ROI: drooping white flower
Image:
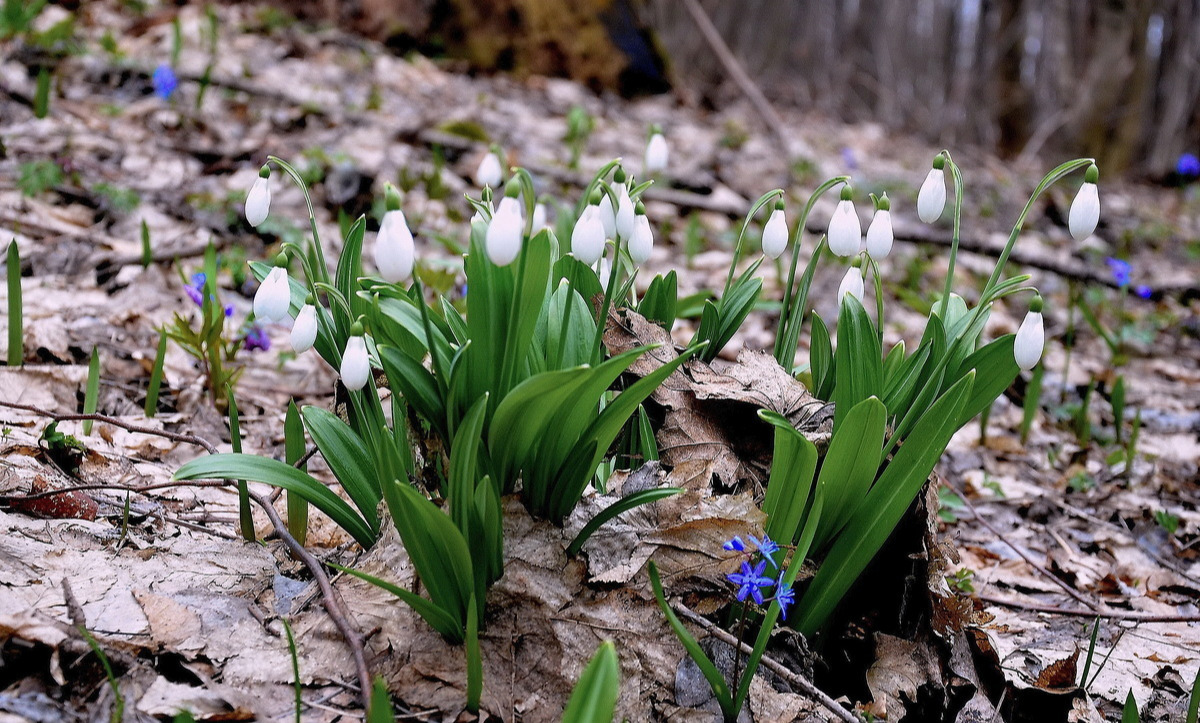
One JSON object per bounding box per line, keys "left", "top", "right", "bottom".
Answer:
{"left": 532, "top": 203, "right": 547, "bottom": 232}
{"left": 340, "top": 335, "right": 370, "bottom": 391}
{"left": 597, "top": 257, "right": 612, "bottom": 288}
{"left": 245, "top": 172, "right": 271, "bottom": 227}
{"left": 615, "top": 185, "right": 636, "bottom": 242}
{"left": 645, "top": 131, "right": 668, "bottom": 174}
{"left": 828, "top": 188, "right": 862, "bottom": 257}
{"left": 1069, "top": 165, "right": 1100, "bottom": 241}
{"left": 290, "top": 304, "right": 318, "bottom": 353}
{"left": 598, "top": 191, "right": 616, "bottom": 239}
{"left": 485, "top": 195, "right": 524, "bottom": 266}
{"left": 917, "top": 157, "right": 947, "bottom": 224}
{"left": 837, "top": 265, "right": 865, "bottom": 305}
{"left": 475, "top": 151, "right": 503, "bottom": 188}
{"left": 571, "top": 205, "right": 606, "bottom": 265}
{"left": 1014, "top": 307, "right": 1045, "bottom": 371}
{"left": 629, "top": 212, "right": 653, "bottom": 265}
{"left": 374, "top": 209, "right": 415, "bottom": 283}
{"left": 470, "top": 201, "right": 493, "bottom": 227}
{"left": 761, "top": 205, "right": 788, "bottom": 260}
{"left": 253, "top": 266, "right": 291, "bottom": 322}
{"left": 866, "top": 194, "right": 894, "bottom": 258}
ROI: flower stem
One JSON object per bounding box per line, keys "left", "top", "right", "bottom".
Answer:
{"left": 937, "top": 151, "right": 964, "bottom": 320}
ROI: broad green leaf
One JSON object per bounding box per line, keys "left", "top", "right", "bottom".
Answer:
{"left": 174, "top": 454, "right": 374, "bottom": 546}
{"left": 809, "top": 313, "right": 833, "bottom": 400}
{"left": 951, "top": 334, "right": 1019, "bottom": 427}
{"left": 639, "top": 271, "right": 678, "bottom": 329}
{"left": 795, "top": 372, "right": 974, "bottom": 634}
{"left": 284, "top": 400, "right": 309, "bottom": 545}
{"left": 553, "top": 255, "right": 605, "bottom": 302}
{"left": 378, "top": 345, "right": 448, "bottom": 444}
{"left": 82, "top": 347, "right": 99, "bottom": 435}
{"left": 832, "top": 294, "right": 882, "bottom": 432}
{"left": 332, "top": 563, "right": 463, "bottom": 641}
{"left": 466, "top": 592, "right": 483, "bottom": 713}
{"left": 567, "top": 487, "right": 682, "bottom": 556}
{"left": 366, "top": 678, "right": 393, "bottom": 723}
{"left": 447, "top": 395, "right": 489, "bottom": 534}
{"left": 336, "top": 215, "right": 367, "bottom": 322}
{"left": 562, "top": 641, "right": 620, "bottom": 723}
{"left": 302, "top": 407, "right": 381, "bottom": 533}
{"left": 812, "top": 396, "right": 885, "bottom": 548}
{"left": 1124, "top": 691, "right": 1139, "bottom": 723}
{"left": 758, "top": 410, "right": 818, "bottom": 545}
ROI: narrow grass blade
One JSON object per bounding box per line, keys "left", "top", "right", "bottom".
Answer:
{"left": 1079, "top": 617, "right": 1100, "bottom": 690}
{"left": 140, "top": 219, "right": 152, "bottom": 267}
{"left": 1187, "top": 665, "right": 1199, "bottom": 723}
{"left": 567, "top": 487, "right": 681, "bottom": 556}
{"left": 225, "top": 386, "right": 255, "bottom": 542}
{"left": 78, "top": 625, "right": 124, "bottom": 723}
{"left": 1123, "top": 690, "right": 1139, "bottom": 723}
{"left": 34, "top": 66, "right": 50, "bottom": 118}
{"left": 82, "top": 347, "right": 100, "bottom": 435}
{"left": 6, "top": 241, "right": 22, "bottom": 366}
{"left": 562, "top": 640, "right": 620, "bottom": 723}
{"left": 284, "top": 400, "right": 308, "bottom": 545}
{"left": 144, "top": 331, "right": 167, "bottom": 417}
{"left": 280, "top": 618, "right": 303, "bottom": 723}
{"left": 331, "top": 563, "right": 464, "bottom": 641}
{"left": 366, "top": 677, "right": 393, "bottom": 723}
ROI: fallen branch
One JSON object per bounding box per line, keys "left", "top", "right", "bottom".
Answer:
{"left": 976, "top": 593, "right": 1200, "bottom": 623}
{"left": 671, "top": 602, "right": 863, "bottom": 723}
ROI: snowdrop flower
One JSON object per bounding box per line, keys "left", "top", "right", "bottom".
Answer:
{"left": 1068, "top": 164, "right": 1100, "bottom": 241}
{"left": 1014, "top": 297, "right": 1044, "bottom": 372}
{"left": 245, "top": 166, "right": 271, "bottom": 227}
{"left": 374, "top": 208, "right": 415, "bottom": 284}
{"left": 571, "top": 203, "right": 606, "bottom": 265}
{"left": 341, "top": 326, "right": 370, "bottom": 391}
{"left": 837, "top": 264, "right": 865, "bottom": 305}
{"left": 532, "top": 202, "right": 547, "bottom": 232}
{"left": 828, "top": 185, "right": 862, "bottom": 258}
{"left": 486, "top": 183, "right": 524, "bottom": 266}
{"left": 290, "top": 303, "right": 318, "bottom": 353}
{"left": 253, "top": 259, "right": 291, "bottom": 322}
{"left": 865, "top": 193, "right": 894, "bottom": 258}
{"left": 597, "top": 257, "right": 612, "bottom": 288}
{"left": 761, "top": 201, "right": 788, "bottom": 260}
{"left": 598, "top": 190, "right": 616, "bottom": 239}
{"left": 476, "top": 147, "right": 503, "bottom": 188}
{"left": 644, "top": 125, "right": 668, "bottom": 174}
{"left": 613, "top": 168, "right": 636, "bottom": 241}
{"left": 917, "top": 154, "right": 947, "bottom": 224}
{"left": 629, "top": 203, "right": 653, "bottom": 265}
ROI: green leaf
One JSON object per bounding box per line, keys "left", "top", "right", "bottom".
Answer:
{"left": 284, "top": 400, "right": 309, "bottom": 545}
{"left": 225, "top": 385, "right": 255, "bottom": 543}
{"left": 758, "top": 410, "right": 818, "bottom": 545}
{"left": 648, "top": 562, "right": 734, "bottom": 717}
{"left": 466, "top": 592, "right": 483, "bottom": 713}
{"left": 301, "top": 407, "right": 381, "bottom": 533}
{"left": 335, "top": 216, "right": 367, "bottom": 323}
{"left": 795, "top": 372, "right": 974, "bottom": 634}
{"left": 809, "top": 313, "right": 833, "bottom": 400}
{"left": 811, "top": 396, "right": 885, "bottom": 548}
{"left": 143, "top": 332, "right": 167, "bottom": 417}
{"left": 832, "top": 294, "right": 882, "bottom": 432}
{"left": 562, "top": 641, "right": 621, "bottom": 723}
{"left": 638, "top": 271, "right": 678, "bottom": 329}
{"left": 174, "top": 454, "right": 375, "bottom": 546}
{"left": 567, "top": 487, "right": 681, "bottom": 556}
{"left": 447, "top": 394, "right": 489, "bottom": 534}
{"left": 377, "top": 345, "right": 448, "bottom": 445}
{"left": 951, "top": 334, "right": 1019, "bottom": 427}
{"left": 1123, "top": 690, "right": 1139, "bottom": 723}
{"left": 82, "top": 347, "right": 100, "bottom": 435}
{"left": 553, "top": 255, "right": 604, "bottom": 302}
{"left": 365, "top": 676, "right": 393, "bottom": 723}
{"left": 1187, "top": 665, "right": 1199, "bottom": 723}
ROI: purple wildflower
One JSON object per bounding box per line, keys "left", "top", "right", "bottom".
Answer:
{"left": 723, "top": 536, "right": 746, "bottom": 552}
{"left": 1106, "top": 257, "right": 1132, "bottom": 287}
{"left": 1134, "top": 285, "right": 1152, "bottom": 299}
{"left": 727, "top": 560, "right": 773, "bottom": 606}
{"left": 152, "top": 64, "right": 178, "bottom": 100}
{"left": 184, "top": 272, "right": 206, "bottom": 305}
{"left": 748, "top": 534, "right": 781, "bottom": 568}
{"left": 774, "top": 579, "right": 795, "bottom": 620}
{"left": 243, "top": 324, "right": 270, "bottom": 352}
{"left": 1177, "top": 153, "right": 1200, "bottom": 178}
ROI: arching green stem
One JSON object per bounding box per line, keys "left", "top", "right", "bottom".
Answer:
{"left": 589, "top": 237, "right": 625, "bottom": 365}
{"left": 267, "top": 156, "right": 331, "bottom": 286}
{"left": 723, "top": 189, "right": 784, "bottom": 295}
{"left": 937, "top": 151, "right": 964, "bottom": 319}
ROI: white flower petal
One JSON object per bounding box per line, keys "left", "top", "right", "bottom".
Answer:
{"left": 532, "top": 203, "right": 547, "bottom": 232}
{"left": 340, "top": 336, "right": 370, "bottom": 391}
{"left": 645, "top": 133, "right": 668, "bottom": 173}
{"left": 865, "top": 209, "right": 893, "bottom": 258}
{"left": 245, "top": 176, "right": 271, "bottom": 227}
{"left": 837, "top": 267, "right": 865, "bottom": 305}
{"left": 615, "top": 186, "right": 636, "bottom": 241}
{"left": 917, "top": 168, "right": 946, "bottom": 224}
{"left": 629, "top": 214, "right": 653, "bottom": 265}
{"left": 254, "top": 267, "right": 291, "bottom": 322}
{"left": 1014, "top": 311, "right": 1044, "bottom": 371}
{"left": 1068, "top": 182, "right": 1100, "bottom": 241}
{"left": 475, "top": 152, "right": 502, "bottom": 188}
{"left": 374, "top": 210, "right": 415, "bottom": 283}
{"left": 828, "top": 200, "right": 862, "bottom": 257}
{"left": 290, "top": 304, "right": 318, "bottom": 353}
{"left": 571, "top": 206, "right": 606, "bottom": 265}
{"left": 598, "top": 193, "right": 616, "bottom": 239}
{"left": 485, "top": 197, "right": 523, "bottom": 266}
{"left": 761, "top": 208, "right": 788, "bottom": 259}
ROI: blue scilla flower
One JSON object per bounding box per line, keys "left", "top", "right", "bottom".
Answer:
{"left": 185, "top": 272, "right": 233, "bottom": 316}
{"left": 723, "top": 536, "right": 745, "bottom": 552}
{"left": 774, "top": 579, "right": 795, "bottom": 620}
{"left": 1106, "top": 257, "right": 1132, "bottom": 287}
{"left": 1177, "top": 153, "right": 1200, "bottom": 178}
{"left": 243, "top": 323, "right": 270, "bottom": 352}
{"left": 727, "top": 560, "right": 773, "bottom": 606}
{"left": 1134, "top": 285, "right": 1152, "bottom": 299}
{"left": 153, "top": 64, "right": 178, "bottom": 100}
{"left": 748, "top": 534, "right": 780, "bottom": 568}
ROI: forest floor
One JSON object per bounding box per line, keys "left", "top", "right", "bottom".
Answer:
{"left": 1, "top": 2, "right": 1199, "bottom": 722}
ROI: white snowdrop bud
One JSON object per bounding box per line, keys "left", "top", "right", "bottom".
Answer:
{"left": 615, "top": 187, "right": 635, "bottom": 243}
{"left": 629, "top": 207, "right": 653, "bottom": 265}
{"left": 476, "top": 149, "right": 503, "bottom": 188}
{"left": 645, "top": 129, "right": 668, "bottom": 174}
{"left": 917, "top": 155, "right": 947, "bottom": 224}
{"left": 571, "top": 204, "right": 606, "bottom": 265}
{"left": 761, "top": 203, "right": 788, "bottom": 260}
{"left": 1068, "top": 165, "right": 1100, "bottom": 241}
{"left": 374, "top": 209, "right": 415, "bottom": 283}
{"left": 485, "top": 194, "right": 524, "bottom": 267}
{"left": 865, "top": 194, "right": 894, "bottom": 258}
{"left": 598, "top": 190, "right": 616, "bottom": 239}
{"left": 290, "top": 304, "right": 318, "bottom": 353}
{"left": 828, "top": 186, "right": 862, "bottom": 258}
{"left": 245, "top": 167, "right": 271, "bottom": 227}
{"left": 597, "top": 257, "right": 612, "bottom": 288}
{"left": 532, "top": 203, "right": 547, "bottom": 232}
{"left": 1014, "top": 298, "right": 1045, "bottom": 371}
{"left": 340, "top": 332, "right": 370, "bottom": 391}
{"left": 253, "top": 264, "right": 291, "bottom": 322}
{"left": 837, "top": 265, "right": 865, "bottom": 305}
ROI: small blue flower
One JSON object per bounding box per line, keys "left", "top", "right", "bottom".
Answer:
{"left": 1106, "top": 257, "right": 1132, "bottom": 287}
{"left": 152, "top": 64, "right": 178, "bottom": 100}
{"left": 243, "top": 324, "right": 270, "bottom": 352}
{"left": 773, "top": 579, "right": 795, "bottom": 620}
{"left": 748, "top": 534, "right": 780, "bottom": 568}
{"left": 1134, "top": 285, "right": 1152, "bottom": 299}
{"left": 840, "top": 146, "right": 858, "bottom": 171}
{"left": 1177, "top": 153, "right": 1200, "bottom": 178}
{"left": 723, "top": 536, "right": 745, "bottom": 552}
{"left": 184, "top": 272, "right": 206, "bottom": 306}
{"left": 726, "top": 560, "right": 773, "bottom": 606}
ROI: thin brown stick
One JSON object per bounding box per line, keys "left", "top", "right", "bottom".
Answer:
{"left": 976, "top": 593, "right": 1200, "bottom": 623}
{"left": 945, "top": 478, "right": 1100, "bottom": 611}
{"left": 671, "top": 603, "right": 863, "bottom": 723}
{"left": 0, "top": 399, "right": 373, "bottom": 709}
